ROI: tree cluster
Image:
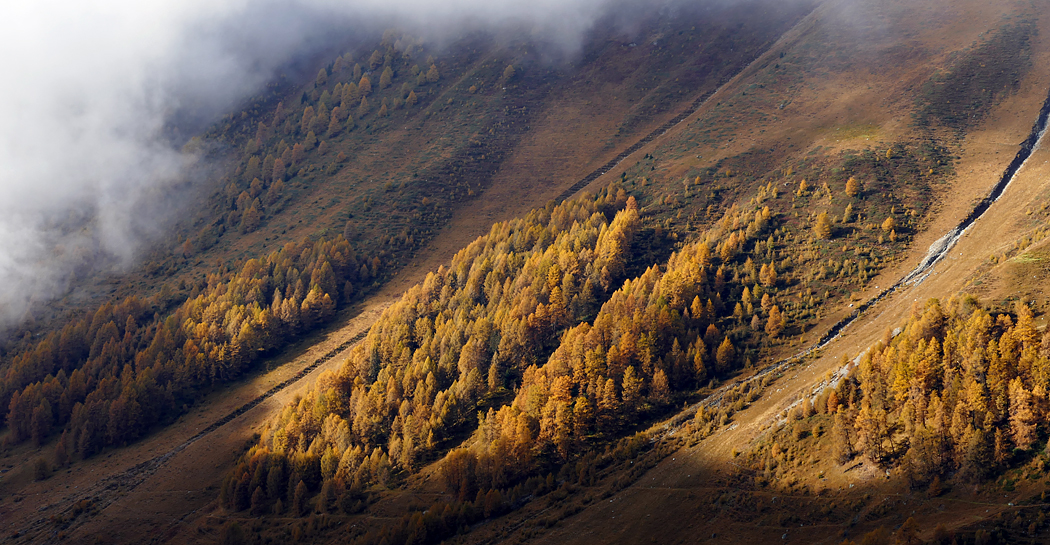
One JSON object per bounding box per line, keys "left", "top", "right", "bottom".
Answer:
{"left": 5, "top": 235, "right": 375, "bottom": 461}
{"left": 192, "top": 34, "right": 442, "bottom": 256}
{"left": 226, "top": 183, "right": 796, "bottom": 515}
{"left": 825, "top": 298, "right": 1050, "bottom": 484}
{"left": 223, "top": 187, "right": 638, "bottom": 513}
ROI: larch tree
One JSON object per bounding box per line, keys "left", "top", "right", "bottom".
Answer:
{"left": 272, "top": 101, "right": 286, "bottom": 124}
{"left": 759, "top": 263, "right": 777, "bottom": 287}
{"left": 765, "top": 305, "right": 784, "bottom": 338}
{"left": 368, "top": 49, "right": 383, "bottom": 70}
{"left": 693, "top": 339, "right": 708, "bottom": 383}
{"left": 813, "top": 211, "right": 832, "bottom": 239}
{"left": 266, "top": 180, "right": 284, "bottom": 205}
{"left": 244, "top": 155, "right": 260, "bottom": 182}
{"left": 715, "top": 336, "right": 735, "bottom": 373}
{"left": 311, "top": 104, "right": 328, "bottom": 134}
{"left": 241, "top": 202, "right": 262, "bottom": 233}
{"left": 621, "top": 366, "right": 642, "bottom": 414}
{"left": 292, "top": 480, "right": 308, "bottom": 516}
{"left": 300, "top": 106, "right": 315, "bottom": 134}
{"left": 426, "top": 64, "right": 440, "bottom": 83}
{"left": 279, "top": 144, "right": 292, "bottom": 167}
{"left": 329, "top": 106, "right": 342, "bottom": 129}
{"left": 651, "top": 369, "right": 670, "bottom": 405}
{"left": 272, "top": 157, "right": 285, "bottom": 181}
{"left": 341, "top": 82, "right": 358, "bottom": 107}
{"left": 845, "top": 176, "right": 859, "bottom": 197}
{"left": 1008, "top": 377, "right": 1037, "bottom": 450}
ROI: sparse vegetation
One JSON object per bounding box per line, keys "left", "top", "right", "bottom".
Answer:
{"left": 8, "top": 3, "right": 1050, "bottom": 545}
{"left": 916, "top": 21, "right": 1036, "bottom": 133}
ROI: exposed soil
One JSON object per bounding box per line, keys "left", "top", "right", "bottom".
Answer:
{"left": 520, "top": 1, "right": 1050, "bottom": 543}
{"left": 6, "top": 1, "right": 1050, "bottom": 544}
{"left": 0, "top": 7, "right": 810, "bottom": 543}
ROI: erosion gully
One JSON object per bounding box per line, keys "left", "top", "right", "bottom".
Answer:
{"left": 691, "top": 86, "right": 1050, "bottom": 418}
{"left": 12, "top": 42, "right": 781, "bottom": 543}
{"left": 18, "top": 53, "right": 1050, "bottom": 545}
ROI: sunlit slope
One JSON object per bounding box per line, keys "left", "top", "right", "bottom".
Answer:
{"left": 0, "top": 2, "right": 819, "bottom": 544}
{"left": 517, "top": 0, "right": 1050, "bottom": 543}
{"left": 196, "top": 1, "right": 1042, "bottom": 544}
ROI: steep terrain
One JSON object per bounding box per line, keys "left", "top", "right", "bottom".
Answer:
{"left": 1, "top": 1, "right": 817, "bottom": 542}
{"left": 5, "top": 0, "right": 1050, "bottom": 544}
{"left": 498, "top": 1, "right": 1050, "bottom": 544}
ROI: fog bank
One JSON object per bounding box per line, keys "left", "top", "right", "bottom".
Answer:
{"left": 0, "top": 0, "right": 626, "bottom": 329}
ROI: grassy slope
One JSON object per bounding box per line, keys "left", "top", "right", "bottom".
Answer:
{"left": 516, "top": 1, "right": 1050, "bottom": 544}
{"left": 169, "top": 1, "right": 1049, "bottom": 544}
{"left": 0, "top": 1, "right": 816, "bottom": 542}
{"left": 9, "top": 0, "right": 1050, "bottom": 543}
{"left": 15, "top": 0, "right": 811, "bottom": 342}
{"left": 0, "top": 0, "right": 809, "bottom": 451}
{"left": 176, "top": 1, "right": 1050, "bottom": 543}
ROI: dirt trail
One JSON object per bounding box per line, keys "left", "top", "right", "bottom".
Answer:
{"left": 1, "top": 34, "right": 793, "bottom": 543}
{"left": 677, "top": 81, "right": 1050, "bottom": 462}
{"left": 532, "top": 25, "right": 1050, "bottom": 545}
{"left": 532, "top": 109, "right": 1050, "bottom": 540}
{"left": 3, "top": 300, "right": 391, "bottom": 544}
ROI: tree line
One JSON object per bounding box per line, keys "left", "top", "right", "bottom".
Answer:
{"left": 748, "top": 296, "right": 1050, "bottom": 488}
{"left": 827, "top": 297, "right": 1050, "bottom": 484}
{"left": 189, "top": 33, "right": 444, "bottom": 257}
{"left": 4, "top": 235, "right": 379, "bottom": 463}
{"left": 223, "top": 181, "right": 799, "bottom": 518}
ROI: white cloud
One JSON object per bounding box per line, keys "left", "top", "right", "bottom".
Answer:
{"left": 0, "top": 0, "right": 620, "bottom": 327}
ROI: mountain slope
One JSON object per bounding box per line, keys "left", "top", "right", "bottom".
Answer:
{"left": 6, "top": 0, "right": 1050, "bottom": 544}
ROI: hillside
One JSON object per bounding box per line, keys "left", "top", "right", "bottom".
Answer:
{"left": 0, "top": 0, "right": 812, "bottom": 460}
{"left": 4, "top": 0, "right": 1050, "bottom": 544}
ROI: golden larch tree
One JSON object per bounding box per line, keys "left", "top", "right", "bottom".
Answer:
{"left": 813, "top": 211, "right": 832, "bottom": 239}
{"left": 845, "top": 176, "right": 860, "bottom": 197}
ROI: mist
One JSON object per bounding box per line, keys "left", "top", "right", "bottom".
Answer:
{"left": 0, "top": 0, "right": 626, "bottom": 330}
